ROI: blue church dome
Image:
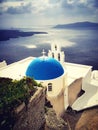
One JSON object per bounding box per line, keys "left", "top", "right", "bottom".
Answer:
{"left": 26, "top": 57, "right": 64, "bottom": 80}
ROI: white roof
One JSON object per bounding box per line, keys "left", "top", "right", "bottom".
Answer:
{"left": 0, "top": 57, "right": 92, "bottom": 82}
{"left": 72, "top": 82, "right": 98, "bottom": 111}
{"left": 0, "top": 57, "right": 35, "bottom": 80}
{"left": 64, "top": 62, "right": 92, "bottom": 86}
{"left": 0, "top": 56, "right": 98, "bottom": 111}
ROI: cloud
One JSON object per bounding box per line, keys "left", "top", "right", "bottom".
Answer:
{"left": 0, "top": 0, "right": 98, "bottom": 27}
{"left": 0, "top": 2, "right": 37, "bottom": 14}
{"left": 6, "top": 3, "right": 34, "bottom": 14}
{"left": 0, "top": 0, "right": 97, "bottom": 16}
{"left": 95, "top": 0, "right": 98, "bottom": 7}
{"left": 0, "top": 0, "right": 60, "bottom": 17}
{"left": 0, "top": 0, "right": 24, "bottom": 3}
{"left": 61, "top": 0, "right": 98, "bottom": 9}
{"left": 61, "top": 0, "right": 74, "bottom": 8}
{"left": 86, "top": 0, "right": 98, "bottom": 8}
{"left": 0, "top": 0, "right": 6, "bottom": 3}
{"left": 49, "top": 0, "right": 60, "bottom": 4}
{"left": 60, "top": 0, "right": 98, "bottom": 17}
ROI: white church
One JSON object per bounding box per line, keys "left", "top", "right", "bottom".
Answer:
{"left": 0, "top": 44, "right": 98, "bottom": 113}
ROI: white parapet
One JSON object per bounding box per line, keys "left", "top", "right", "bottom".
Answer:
{"left": 92, "top": 70, "right": 98, "bottom": 80}
{"left": 0, "top": 60, "right": 7, "bottom": 68}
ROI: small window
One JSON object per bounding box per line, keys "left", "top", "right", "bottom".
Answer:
{"left": 48, "top": 83, "right": 52, "bottom": 91}
{"left": 52, "top": 53, "right": 54, "bottom": 58}
{"left": 55, "top": 45, "right": 57, "bottom": 51}
{"left": 58, "top": 53, "right": 60, "bottom": 61}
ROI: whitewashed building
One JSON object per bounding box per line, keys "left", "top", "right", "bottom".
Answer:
{"left": 0, "top": 43, "right": 98, "bottom": 111}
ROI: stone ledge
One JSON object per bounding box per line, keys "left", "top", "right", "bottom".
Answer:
{"left": 14, "top": 87, "right": 43, "bottom": 114}
{"left": 13, "top": 87, "right": 45, "bottom": 130}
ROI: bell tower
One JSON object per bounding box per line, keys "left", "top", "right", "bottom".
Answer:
{"left": 48, "top": 43, "right": 65, "bottom": 64}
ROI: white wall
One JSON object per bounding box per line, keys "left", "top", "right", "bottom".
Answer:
{"left": 36, "top": 72, "right": 67, "bottom": 97}
{"left": 82, "top": 68, "right": 92, "bottom": 90}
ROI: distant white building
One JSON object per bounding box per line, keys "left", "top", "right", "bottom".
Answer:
{"left": 0, "top": 43, "right": 98, "bottom": 111}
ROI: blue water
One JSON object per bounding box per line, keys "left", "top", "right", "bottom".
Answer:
{"left": 0, "top": 27, "right": 98, "bottom": 70}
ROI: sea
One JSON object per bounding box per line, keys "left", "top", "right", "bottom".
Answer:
{"left": 0, "top": 26, "right": 98, "bottom": 70}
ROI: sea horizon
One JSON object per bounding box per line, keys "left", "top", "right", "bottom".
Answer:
{"left": 0, "top": 26, "right": 98, "bottom": 70}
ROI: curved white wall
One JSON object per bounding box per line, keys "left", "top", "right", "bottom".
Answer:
{"left": 36, "top": 72, "right": 67, "bottom": 97}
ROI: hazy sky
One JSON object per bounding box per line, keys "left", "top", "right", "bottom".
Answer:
{"left": 0, "top": 0, "right": 98, "bottom": 28}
